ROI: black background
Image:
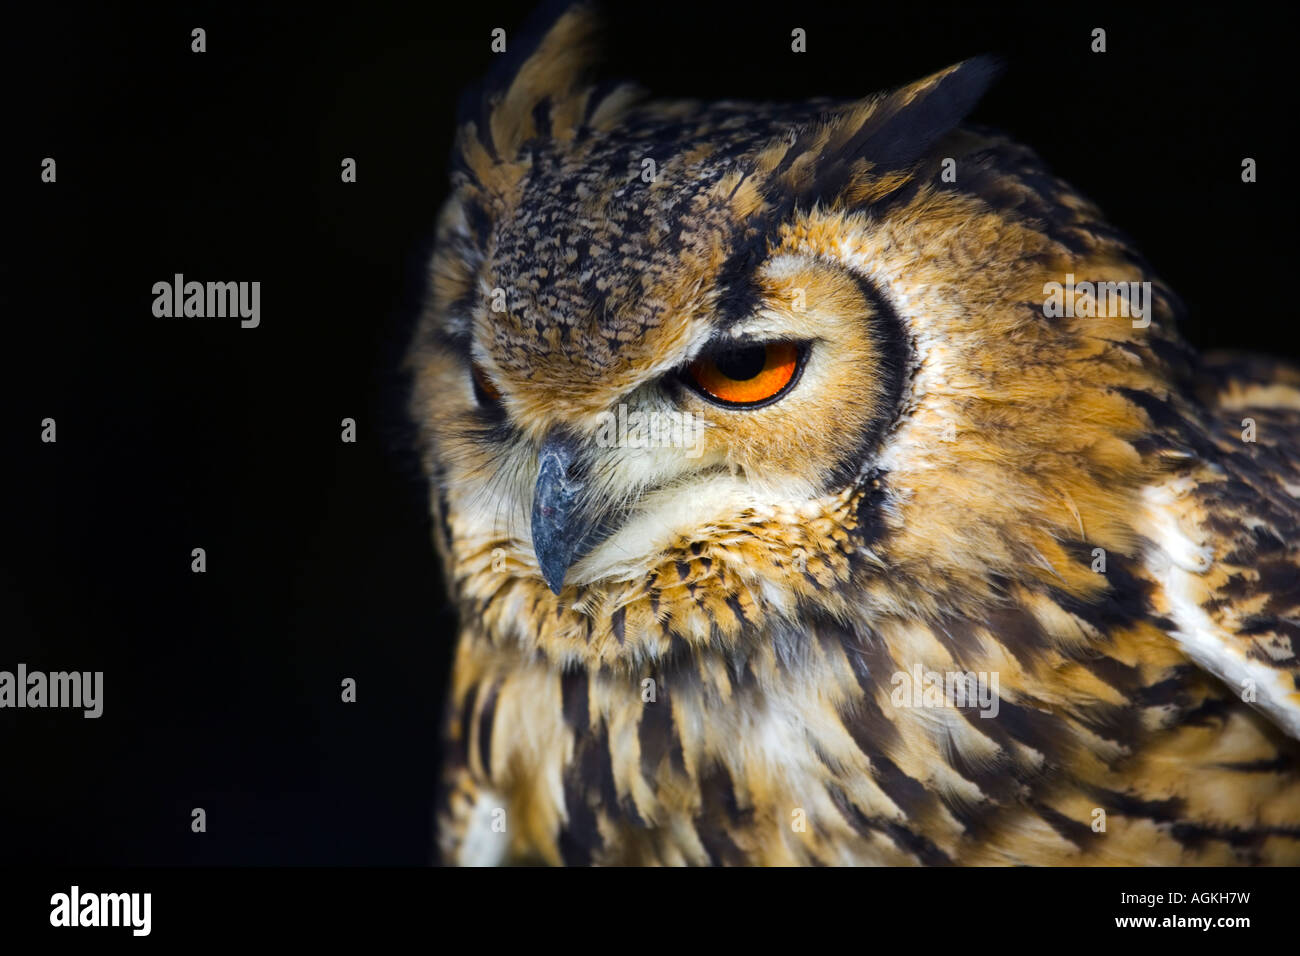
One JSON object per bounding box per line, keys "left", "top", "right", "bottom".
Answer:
{"left": 4, "top": 1, "right": 1294, "bottom": 865}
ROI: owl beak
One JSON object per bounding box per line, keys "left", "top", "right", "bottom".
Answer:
{"left": 530, "top": 431, "right": 587, "bottom": 594}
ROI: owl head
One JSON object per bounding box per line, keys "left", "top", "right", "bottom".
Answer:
{"left": 408, "top": 2, "right": 1183, "bottom": 671}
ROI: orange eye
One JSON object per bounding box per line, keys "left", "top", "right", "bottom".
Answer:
{"left": 471, "top": 362, "right": 501, "bottom": 404}
{"left": 685, "top": 341, "right": 803, "bottom": 406}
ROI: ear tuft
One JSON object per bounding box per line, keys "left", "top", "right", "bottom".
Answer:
{"left": 858, "top": 55, "right": 1002, "bottom": 171}
{"left": 459, "top": 1, "right": 604, "bottom": 165}
{"left": 765, "top": 55, "right": 1002, "bottom": 210}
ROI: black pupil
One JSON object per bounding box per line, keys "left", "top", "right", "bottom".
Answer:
{"left": 713, "top": 345, "right": 768, "bottom": 381}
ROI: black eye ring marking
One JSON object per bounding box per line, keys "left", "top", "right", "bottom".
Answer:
{"left": 471, "top": 362, "right": 503, "bottom": 409}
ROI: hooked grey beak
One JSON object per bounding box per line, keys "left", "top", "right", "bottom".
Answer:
{"left": 530, "top": 431, "right": 588, "bottom": 594}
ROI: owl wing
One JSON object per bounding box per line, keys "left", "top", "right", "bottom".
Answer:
{"left": 1140, "top": 353, "right": 1300, "bottom": 739}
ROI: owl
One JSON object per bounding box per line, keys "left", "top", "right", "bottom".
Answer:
{"left": 406, "top": 3, "right": 1300, "bottom": 865}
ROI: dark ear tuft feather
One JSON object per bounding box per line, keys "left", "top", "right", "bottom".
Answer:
{"left": 455, "top": 1, "right": 603, "bottom": 165}
{"left": 856, "top": 55, "right": 1002, "bottom": 172}
{"left": 769, "top": 56, "right": 1002, "bottom": 210}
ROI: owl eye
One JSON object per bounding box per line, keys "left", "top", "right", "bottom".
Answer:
{"left": 683, "top": 341, "right": 805, "bottom": 407}
{"left": 471, "top": 362, "right": 502, "bottom": 406}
